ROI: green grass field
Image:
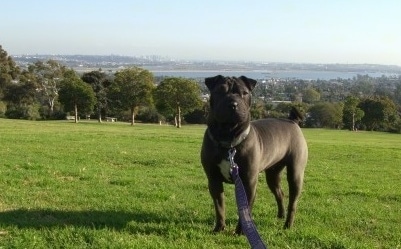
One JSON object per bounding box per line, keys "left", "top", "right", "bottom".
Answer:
{"left": 0, "top": 118, "right": 400, "bottom": 248}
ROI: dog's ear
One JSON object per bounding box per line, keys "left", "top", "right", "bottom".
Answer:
{"left": 205, "top": 75, "right": 225, "bottom": 91}
{"left": 239, "top": 76, "right": 257, "bottom": 91}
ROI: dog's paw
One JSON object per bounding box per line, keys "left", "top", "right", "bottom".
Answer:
{"left": 212, "top": 225, "right": 226, "bottom": 233}
{"left": 234, "top": 223, "right": 244, "bottom": 235}
{"left": 283, "top": 220, "right": 293, "bottom": 229}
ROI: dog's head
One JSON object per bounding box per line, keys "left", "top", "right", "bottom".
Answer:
{"left": 205, "top": 75, "right": 257, "bottom": 141}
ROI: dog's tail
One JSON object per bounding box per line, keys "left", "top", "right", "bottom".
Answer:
{"left": 288, "top": 106, "right": 304, "bottom": 125}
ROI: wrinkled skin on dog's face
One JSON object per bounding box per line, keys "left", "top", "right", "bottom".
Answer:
{"left": 205, "top": 75, "right": 256, "bottom": 141}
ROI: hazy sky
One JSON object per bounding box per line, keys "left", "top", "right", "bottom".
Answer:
{"left": 1, "top": 0, "right": 401, "bottom": 65}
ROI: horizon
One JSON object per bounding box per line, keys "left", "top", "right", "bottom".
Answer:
{"left": 11, "top": 53, "right": 401, "bottom": 68}
{"left": 2, "top": 1, "right": 401, "bottom": 66}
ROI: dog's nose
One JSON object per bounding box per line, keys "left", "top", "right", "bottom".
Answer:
{"left": 230, "top": 101, "right": 238, "bottom": 110}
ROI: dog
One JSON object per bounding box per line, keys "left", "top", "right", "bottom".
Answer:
{"left": 201, "top": 75, "right": 308, "bottom": 234}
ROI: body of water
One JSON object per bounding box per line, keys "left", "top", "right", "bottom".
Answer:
{"left": 151, "top": 70, "right": 399, "bottom": 81}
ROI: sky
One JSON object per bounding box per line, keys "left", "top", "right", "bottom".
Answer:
{"left": 1, "top": 0, "right": 401, "bottom": 66}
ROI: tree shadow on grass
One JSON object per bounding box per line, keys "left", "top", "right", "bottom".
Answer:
{"left": 0, "top": 208, "right": 208, "bottom": 234}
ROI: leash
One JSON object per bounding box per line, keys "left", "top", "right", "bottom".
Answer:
{"left": 228, "top": 148, "right": 267, "bottom": 249}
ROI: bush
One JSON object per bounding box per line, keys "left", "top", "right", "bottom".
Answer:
{"left": 5, "top": 104, "right": 40, "bottom": 120}
{"left": 184, "top": 109, "right": 206, "bottom": 124}
{"left": 388, "top": 119, "right": 401, "bottom": 133}
{"left": 0, "top": 101, "right": 6, "bottom": 118}
{"left": 136, "top": 106, "right": 164, "bottom": 123}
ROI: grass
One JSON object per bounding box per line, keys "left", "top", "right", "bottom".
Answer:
{"left": 0, "top": 118, "right": 400, "bottom": 248}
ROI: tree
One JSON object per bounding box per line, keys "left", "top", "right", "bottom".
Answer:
{"left": 28, "top": 60, "right": 66, "bottom": 117}
{"left": 58, "top": 70, "right": 96, "bottom": 123}
{"left": 155, "top": 77, "right": 202, "bottom": 128}
{"left": 3, "top": 81, "right": 39, "bottom": 120}
{"left": 250, "top": 99, "right": 268, "bottom": 119}
{"left": 358, "top": 96, "right": 399, "bottom": 131}
{"left": 343, "top": 96, "right": 364, "bottom": 131}
{"left": 0, "top": 45, "right": 20, "bottom": 98}
{"left": 306, "top": 102, "right": 343, "bottom": 128}
{"left": 81, "top": 70, "right": 110, "bottom": 122}
{"left": 302, "top": 87, "right": 320, "bottom": 103}
{"left": 394, "top": 82, "right": 401, "bottom": 106}
{"left": 110, "top": 67, "right": 154, "bottom": 125}
{"left": 351, "top": 74, "right": 375, "bottom": 97}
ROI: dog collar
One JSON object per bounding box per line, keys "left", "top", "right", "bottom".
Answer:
{"left": 208, "top": 125, "right": 251, "bottom": 148}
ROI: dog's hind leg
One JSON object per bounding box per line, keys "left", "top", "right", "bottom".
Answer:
{"left": 284, "top": 161, "right": 306, "bottom": 229}
{"left": 265, "top": 165, "right": 286, "bottom": 219}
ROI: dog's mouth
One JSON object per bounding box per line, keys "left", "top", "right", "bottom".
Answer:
{"left": 214, "top": 108, "right": 247, "bottom": 124}
{"left": 220, "top": 122, "right": 238, "bottom": 131}
{"left": 211, "top": 121, "right": 247, "bottom": 142}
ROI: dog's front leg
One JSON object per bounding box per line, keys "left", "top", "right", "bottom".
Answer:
{"left": 208, "top": 180, "right": 226, "bottom": 232}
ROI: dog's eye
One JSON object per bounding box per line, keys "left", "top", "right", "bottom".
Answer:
{"left": 241, "top": 91, "right": 249, "bottom": 97}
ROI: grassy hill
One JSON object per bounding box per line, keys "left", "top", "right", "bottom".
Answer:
{"left": 0, "top": 119, "right": 400, "bottom": 248}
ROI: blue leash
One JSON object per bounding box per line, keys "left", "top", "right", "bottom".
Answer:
{"left": 229, "top": 148, "right": 267, "bottom": 249}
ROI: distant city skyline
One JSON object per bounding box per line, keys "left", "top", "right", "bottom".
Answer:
{"left": 2, "top": 0, "right": 401, "bottom": 66}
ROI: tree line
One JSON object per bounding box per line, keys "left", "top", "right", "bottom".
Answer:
{"left": 250, "top": 74, "right": 401, "bottom": 132}
{"left": 1, "top": 45, "right": 401, "bottom": 132}
{"left": 0, "top": 46, "right": 203, "bottom": 127}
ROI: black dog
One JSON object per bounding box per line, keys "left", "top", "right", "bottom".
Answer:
{"left": 201, "top": 75, "right": 308, "bottom": 233}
